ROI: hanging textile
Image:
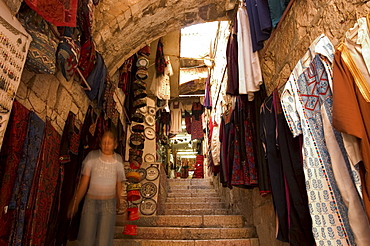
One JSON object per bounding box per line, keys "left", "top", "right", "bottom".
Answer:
{"left": 237, "top": 5, "right": 263, "bottom": 101}
{"left": 203, "top": 75, "right": 212, "bottom": 109}
{"left": 244, "top": 0, "right": 272, "bottom": 52}
{"left": 267, "top": 0, "right": 289, "bottom": 28}
{"left": 0, "top": 1, "right": 32, "bottom": 150}
{"left": 333, "top": 48, "right": 370, "bottom": 224}
{"left": 46, "top": 112, "right": 81, "bottom": 245}
{"left": 191, "top": 102, "right": 204, "bottom": 140}
{"left": 8, "top": 112, "right": 45, "bottom": 246}
{"left": 23, "top": 120, "right": 61, "bottom": 245}
{"left": 0, "top": 101, "right": 30, "bottom": 245}
{"left": 155, "top": 38, "right": 166, "bottom": 77}
{"left": 169, "top": 101, "right": 183, "bottom": 135}
{"left": 118, "top": 55, "right": 134, "bottom": 94}
{"left": 226, "top": 16, "right": 239, "bottom": 95}
{"left": 260, "top": 95, "right": 289, "bottom": 242}
{"left": 24, "top": 0, "right": 77, "bottom": 27}
{"left": 280, "top": 35, "right": 360, "bottom": 245}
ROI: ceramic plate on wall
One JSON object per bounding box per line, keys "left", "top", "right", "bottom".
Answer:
{"left": 140, "top": 182, "right": 157, "bottom": 199}
{"left": 139, "top": 198, "right": 157, "bottom": 215}
{"left": 144, "top": 127, "right": 155, "bottom": 140}
{"left": 145, "top": 165, "right": 159, "bottom": 181}
{"left": 144, "top": 153, "right": 155, "bottom": 162}
{"left": 145, "top": 114, "right": 155, "bottom": 126}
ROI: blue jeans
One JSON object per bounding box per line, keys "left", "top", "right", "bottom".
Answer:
{"left": 78, "top": 197, "right": 116, "bottom": 246}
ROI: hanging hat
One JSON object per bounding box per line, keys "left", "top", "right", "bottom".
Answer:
{"left": 135, "top": 67, "right": 148, "bottom": 80}
{"left": 132, "top": 80, "right": 147, "bottom": 90}
{"left": 136, "top": 56, "right": 149, "bottom": 68}
{"left": 127, "top": 190, "right": 141, "bottom": 202}
{"left": 131, "top": 112, "right": 144, "bottom": 123}
{"left": 127, "top": 183, "right": 142, "bottom": 191}
{"left": 127, "top": 207, "right": 140, "bottom": 221}
{"left": 133, "top": 89, "right": 147, "bottom": 99}
{"left": 123, "top": 224, "right": 137, "bottom": 235}
{"left": 126, "top": 171, "right": 141, "bottom": 183}
{"left": 133, "top": 98, "right": 147, "bottom": 109}
{"left": 138, "top": 45, "right": 150, "bottom": 57}
{"left": 132, "top": 124, "right": 144, "bottom": 133}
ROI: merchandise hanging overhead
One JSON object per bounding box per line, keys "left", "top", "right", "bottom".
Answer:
{"left": 0, "top": 0, "right": 32, "bottom": 150}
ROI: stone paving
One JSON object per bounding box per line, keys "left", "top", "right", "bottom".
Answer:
{"left": 114, "top": 178, "right": 259, "bottom": 246}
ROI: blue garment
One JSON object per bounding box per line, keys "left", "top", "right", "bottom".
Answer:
{"left": 9, "top": 112, "right": 45, "bottom": 246}
{"left": 78, "top": 197, "right": 116, "bottom": 246}
{"left": 85, "top": 52, "right": 107, "bottom": 108}
{"left": 267, "top": 0, "right": 289, "bottom": 28}
{"left": 244, "top": 0, "right": 272, "bottom": 52}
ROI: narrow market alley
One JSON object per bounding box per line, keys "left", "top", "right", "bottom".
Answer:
{"left": 0, "top": 0, "right": 370, "bottom": 246}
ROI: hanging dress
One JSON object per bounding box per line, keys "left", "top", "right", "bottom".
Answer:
{"left": 281, "top": 35, "right": 356, "bottom": 245}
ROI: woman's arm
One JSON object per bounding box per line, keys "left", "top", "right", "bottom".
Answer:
{"left": 116, "top": 181, "right": 122, "bottom": 210}
{"left": 67, "top": 175, "right": 90, "bottom": 219}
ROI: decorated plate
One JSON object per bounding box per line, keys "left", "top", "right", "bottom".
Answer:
{"left": 145, "top": 114, "right": 155, "bottom": 126}
{"left": 144, "top": 127, "right": 155, "bottom": 140}
{"left": 146, "top": 165, "right": 159, "bottom": 181}
{"left": 144, "top": 153, "right": 155, "bottom": 162}
{"left": 139, "top": 198, "right": 157, "bottom": 215}
{"left": 148, "top": 106, "right": 156, "bottom": 115}
{"left": 137, "top": 168, "right": 147, "bottom": 181}
{"left": 140, "top": 182, "right": 157, "bottom": 198}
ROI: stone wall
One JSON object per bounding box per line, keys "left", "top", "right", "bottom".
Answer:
{"left": 16, "top": 70, "right": 91, "bottom": 135}
{"left": 261, "top": 0, "right": 370, "bottom": 95}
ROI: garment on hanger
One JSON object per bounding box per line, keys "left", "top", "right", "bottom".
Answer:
{"left": 191, "top": 102, "right": 204, "bottom": 140}
{"left": 169, "top": 101, "right": 183, "bottom": 134}
{"left": 24, "top": 120, "right": 61, "bottom": 245}
{"left": 281, "top": 35, "right": 360, "bottom": 245}
{"left": 237, "top": 5, "right": 263, "bottom": 101}
{"left": 333, "top": 48, "right": 370, "bottom": 226}
{"left": 0, "top": 101, "right": 30, "bottom": 245}
{"left": 244, "top": 0, "right": 272, "bottom": 52}
{"left": 260, "top": 94, "right": 289, "bottom": 242}
{"left": 8, "top": 112, "right": 45, "bottom": 246}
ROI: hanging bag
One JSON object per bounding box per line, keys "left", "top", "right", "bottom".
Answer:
{"left": 18, "top": 7, "right": 59, "bottom": 74}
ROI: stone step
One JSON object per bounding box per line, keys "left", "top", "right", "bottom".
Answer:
{"left": 116, "top": 215, "right": 244, "bottom": 228}
{"left": 168, "top": 179, "right": 213, "bottom": 186}
{"left": 115, "top": 226, "right": 256, "bottom": 240}
{"left": 167, "top": 192, "right": 219, "bottom": 198}
{"left": 165, "top": 202, "right": 225, "bottom": 210}
{"left": 166, "top": 197, "right": 221, "bottom": 203}
{"left": 163, "top": 208, "right": 228, "bottom": 215}
{"left": 169, "top": 185, "right": 215, "bottom": 190}
{"left": 168, "top": 188, "right": 217, "bottom": 193}
{"left": 114, "top": 238, "right": 259, "bottom": 246}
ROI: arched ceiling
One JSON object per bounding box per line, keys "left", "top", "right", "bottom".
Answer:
{"left": 92, "top": 0, "right": 237, "bottom": 75}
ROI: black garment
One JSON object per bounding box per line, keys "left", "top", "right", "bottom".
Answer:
{"left": 274, "top": 90, "right": 315, "bottom": 246}
{"left": 260, "top": 95, "right": 289, "bottom": 242}
{"left": 54, "top": 112, "right": 83, "bottom": 246}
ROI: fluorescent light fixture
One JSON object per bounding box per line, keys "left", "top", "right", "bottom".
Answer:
{"left": 180, "top": 155, "right": 197, "bottom": 158}
{"left": 179, "top": 94, "right": 205, "bottom": 97}
{"left": 177, "top": 151, "right": 198, "bottom": 155}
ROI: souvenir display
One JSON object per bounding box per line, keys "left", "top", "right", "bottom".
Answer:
{"left": 140, "top": 182, "right": 157, "bottom": 199}
{"left": 145, "top": 114, "right": 155, "bottom": 126}
{"left": 144, "top": 153, "right": 155, "bottom": 162}
{"left": 0, "top": 4, "right": 32, "bottom": 149}
{"left": 139, "top": 105, "right": 147, "bottom": 113}
{"left": 148, "top": 106, "right": 156, "bottom": 115}
{"left": 145, "top": 165, "right": 159, "bottom": 181}
{"left": 144, "top": 127, "right": 155, "bottom": 140}
{"left": 137, "top": 168, "right": 147, "bottom": 181}
{"left": 139, "top": 198, "right": 157, "bottom": 215}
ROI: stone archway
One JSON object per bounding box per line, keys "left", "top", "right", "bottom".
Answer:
{"left": 92, "top": 0, "right": 237, "bottom": 75}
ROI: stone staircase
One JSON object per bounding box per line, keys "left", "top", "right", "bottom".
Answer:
{"left": 114, "top": 178, "right": 258, "bottom": 246}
